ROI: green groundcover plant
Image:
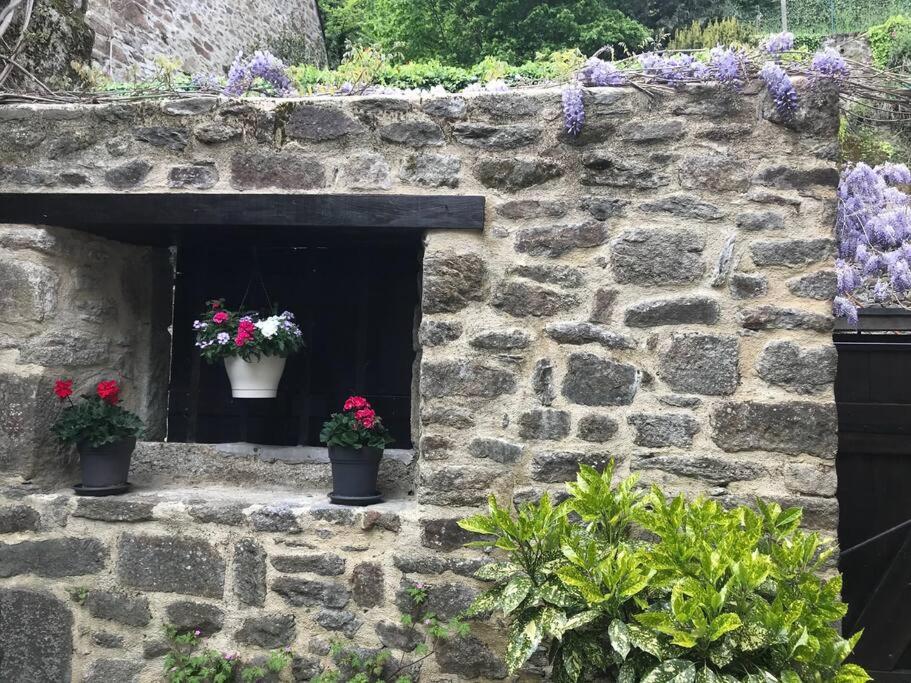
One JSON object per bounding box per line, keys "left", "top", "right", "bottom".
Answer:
{"left": 459, "top": 462, "right": 869, "bottom": 683}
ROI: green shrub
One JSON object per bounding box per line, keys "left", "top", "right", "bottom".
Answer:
{"left": 459, "top": 462, "right": 870, "bottom": 683}
{"left": 839, "top": 117, "right": 896, "bottom": 165}
{"left": 668, "top": 17, "right": 756, "bottom": 49}
{"left": 868, "top": 15, "right": 911, "bottom": 67}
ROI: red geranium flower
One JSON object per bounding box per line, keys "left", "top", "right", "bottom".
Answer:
{"left": 213, "top": 311, "right": 229, "bottom": 324}
{"left": 96, "top": 380, "right": 120, "bottom": 405}
{"left": 354, "top": 407, "right": 376, "bottom": 429}
{"left": 54, "top": 379, "right": 73, "bottom": 401}
{"left": 211, "top": 301, "right": 221, "bottom": 309}
{"left": 344, "top": 396, "right": 370, "bottom": 411}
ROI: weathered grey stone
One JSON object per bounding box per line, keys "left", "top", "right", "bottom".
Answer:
{"left": 230, "top": 150, "right": 325, "bottom": 190}
{"left": 750, "top": 239, "right": 834, "bottom": 267}
{"left": 422, "top": 97, "right": 466, "bottom": 119}
{"left": 379, "top": 120, "right": 444, "bottom": 147}
{"left": 611, "top": 228, "right": 706, "bottom": 285}
{"left": 400, "top": 153, "right": 460, "bottom": 188}
{"left": 736, "top": 210, "right": 785, "bottom": 231}
{"left": 82, "top": 658, "right": 142, "bottom": 683}
{"left": 421, "top": 518, "right": 485, "bottom": 551}
{"left": 531, "top": 451, "right": 612, "bottom": 483}
{"left": 509, "top": 264, "right": 583, "bottom": 288}
{"left": 46, "top": 130, "right": 96, "bottom": 159}
{"left": 631, "top": 455, "right": 765, "bottom": 486}
{"left": 514, "top": 223, "right": 607, "bottom": 257}
{"left": 469, "top": 437, "right": 522, "bottom": 463}
{"left": 787, "top": 270, "right": 837, "bottom": 300}
{"left": 168, "top": 163, "right": 219, "bottom": 190}
{"left": 577, "top": 414, "right": 619, "bottom": 442}
{"left": 250, "top": 505, "right": 300, "bottom": 532}
{"left": 423, "top": 583, "right": 478, "bottom": 621}
{"left": 272, "top": 577, "right": 350, "bottom": 608}
{"left": 376, "top": 620, "right": 422, "bottom": 652}
{"left": 730, "top": 272, "right": 768, "bottom": 299}
{"left": 532, "top": 358, "right": 556, "bottom": 406}
{"left": 165, "top": 601, "right": 224, "bottom": 635}
{"left": 17, "top": 331, "right": 109, "bottom": 366}
{"left": 0, "top": 226, "right": 58, "bottom": 254}
{"left": 0, "top": 504, "right": 39, "bottom": 533}
{"left": 738, "top": 305, "right": 832, "bottom": 332}
{"left": 194, "top": 121, "right": 242, "bottom": 143}
{"left": 710, "top": 233, "right": 737, "bottom": 288}
{"left": 422, "top": 251, "right": 487, "bottom": 313}
{"left": 640, "top": 194, "right": 725, "bottom": 220}
{"left": 315, "top": 609, "right": 362, "bottom": 637}
{"left": 117, "top": 534, "right": 224, "bottom": 598}
{"left": 0, "top": 123, "right": 46, "bottom": 151}
{"left": 419, "top": 465, "right": 504, "bottom": 506}
{"left": 469, "top": 328, "right": 530, "bottom": 350}
{"left": 271, "top": 553, "right": 345, "bottom": 576}
{"left": 628, "top": 413, "right": 701, "bottom": 447}
{"left": 474, "top": 156, "right": 562, "bottom": 190}
{"left": 420, "top": 434, "right": 454, "bottom": 460}
{"left": 784, "top": 463, "right": 837, "bottom": 496}
{"left": 562, "top": 353, "right": 638, "bottom": 406}
{"left": 187, "top": 501, "right": 247, "bottom": 526}
{"left": 142, "top": 639, "right": 170, "bottom": 659}
{"left": 659, "top": 333, "right": 740, "bottom": 396}
{"left": 84, "top": 590, "right": 151, "bottom": 627}
{"left": 293, "top": 655, "right": 322, "bottom": 680}
{"left": 421, "top": 359, "right": 516, "bottom": 398}
{"left": 352, "top": 562, "right": 384, "bottom": 607}
{"left": 421, "top": 406, "right": 475, "bottom": 429}
{"left": 419, "top": 320, "right": 462, "bottom": 347}
{"left": 544, "top": 321, "right": 636, "bottom": 349}
{"left": 497, "top": 199, "right": 567, "bottom": 219}
{"left": 236, "top": 614, "right": 296, "bottom": 648}
{"left": 581, "top": 150, "right": 669, "bottom": 188}
{"left": 435, "top": 635, "right": 507, "bottom": 679}
{"left": 619, "top": 119, "right": 685, "bottom": 142}
{"left": 658, "top": 394, "right": 702, "bottom": 408}
{"left": 679, "top": 153, "right": 750, "bottom": 191}
{"left": 624, "top": 297, "right": 720, "bottom": 328}
{"left": 285, "top": 105, "right": 365, "bottom": 141}
{"left": 491, "top": 280, "right": 578, "bottom": 317}
{"left": 580, "top": 195, "right": 627, "bottom": 220}
{"left": 0, "top": 588, "right": 72, "bottom": 682}
{"left": 73, "top": 498, "right": 154, "bottom": 522}
{"left": 340, "top": 151, "right": 392, "bottom": 190}
{"left": 234, "top": 538, "right": 267, "bottom": 608}
{"left": 162, "top": 97, "right": 218, "bottom": 116}
{"left": 453, "top": 123, "right": 540, "bottom": 149}
{"left": 92, "top": 631, "right": 124, "bottom": 648}
{"left": 0, "top": 537, "right": 106, "bottom": 577}
{"left": 753, "top": 165, "right": 840, "bottom": 190}
{"left": 104, "top": 159, "right": 152, "bottom": 189}
{"left": 757, "top": 341, "right": 837, "bottom": 394}
{"left": 134, "top": 126, "right": 189, "bottom": 151}
{"left": 589, "top": 288, "right": 618, "bottom": 324}
{"left": 519, "top": 409, "right": 571, "bottom": 440}
{"left": 711, "top": 401, "right": 838, "bottom": 457}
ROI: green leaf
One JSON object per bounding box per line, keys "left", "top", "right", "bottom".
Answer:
{"left": 501, "top": 574, "right": 533, "bottom": 615}
{"left": 609, "top": 619, "right": 632, "bottom": 660}
{"left": 707, "top": 613, "right": 742, "bottom": 642}
{"left": 464, "top": 585, "right": 505, "bottom": 617}
{"left": 640, "top": 659, "right": 697, "bottom": 683}
{"left": 618, "top": 662, "right": 637, "bottom": 683}
{"left": 781, "top": 671, "right": 802, "bottom": 683}
{"left": 474, "top": 561, "right": 521, "bottom": 582}
{"left": 505, "top": 610, "right": 543, "bottom": 674}
{"left": 834, "top": 664, "right": 872, "bottom": 683}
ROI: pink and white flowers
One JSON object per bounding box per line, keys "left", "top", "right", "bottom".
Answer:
{"left": 193, "top": 299, "right": 304, "bottom": 363}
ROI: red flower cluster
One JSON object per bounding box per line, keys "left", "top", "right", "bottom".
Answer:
{"left": 213, "top": 311, "right": 229, "bottom": 325}
{"left": 54, "top": 379, "right": 73, "bottom": 401}
{"left": 343, "top": 395, "right": 370, "bottom": 411}
{"left": 235, "top": 319, "right": 255, "bottom": 347}
{"left": 96, "top": 380, "right": 120, "bottom": 405}
{"left": 343, "top": 396, "right": 377, "bottom": 429}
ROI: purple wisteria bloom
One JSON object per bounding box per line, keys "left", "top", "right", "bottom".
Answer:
{"left": 561, "top": 85, "right": 585, "bottom": 136}
{"left": 708, "top": 46, "right": 745, "bottom": 89}
{"left": 578, "top": 57, "right": 626, "bottom": 86}
{"left": 760, "top": 61, "right": 798, "bottom": 117}
{"left": 638, "top": 52, "right": 708, "bottom": 85}
{"left": 763, "top": 31, "right": 795, "bottom": 54}
{"left": 191, "top": 73, "right": 221, "bottom": 91}
{"left": 224, "top": 51, "right": 294, "bottom": 97}
{"left": 810, "top": 47, "right": 850, "bottom": 83}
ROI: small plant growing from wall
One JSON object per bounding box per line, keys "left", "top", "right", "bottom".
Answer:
{"left": 162, "top": 626, "right": 293, "bottom": 682}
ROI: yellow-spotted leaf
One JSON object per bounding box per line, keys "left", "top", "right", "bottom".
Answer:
{"left": 500, "top": 574, "right": 533, "bottom": 615}
{"left": 505, "top": 610, "right": 543, "bottom": 674}
{"left": 640, "top": 659, "right": 697, "bottom": 683}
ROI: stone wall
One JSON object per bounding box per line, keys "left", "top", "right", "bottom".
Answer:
{"left": 83, "top": 0, "right": 327, "bottom": 77}
{"left": 0, "top": 84, "right": 841, "bottom": 679}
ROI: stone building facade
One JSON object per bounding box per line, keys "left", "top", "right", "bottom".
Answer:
{"left": 0, "top": 83, "right": 840, "bottom": 680}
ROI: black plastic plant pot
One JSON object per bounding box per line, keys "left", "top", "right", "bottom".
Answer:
{"left": 328, "top": 445, "right": 383, "bottom": 506}
{"left": 75, "top": 437, "right": 136, "bottom": 495}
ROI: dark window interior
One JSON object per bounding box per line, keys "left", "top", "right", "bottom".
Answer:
{"left": 167, "top": 229, "right": 421, "bottom": 448}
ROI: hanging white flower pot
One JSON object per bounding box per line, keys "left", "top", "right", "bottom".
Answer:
{"left": 224, "top": 355, "right": 287, "bottom": 398}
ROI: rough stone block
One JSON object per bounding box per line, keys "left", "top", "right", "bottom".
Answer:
{"left": 419, "top": 320, "right": 462, "bottom": 347}
{"left": 510, "top": 264, "right": 583, "bottom": 289}
{"left": 235, "top": 614, "right": 295, "bottom": 647}
{"left": 532, "top": 358, "right": 556, "bottom": 406}
{"left": 272, "top": 577, "right": 350, "bottom": 608}
{"left": 351, "top": 562, "right": 384, "bottom": 607}
{"left": 738, "top": 306, "right": 832, "bottom": 332}
{"left": 589, "top": 288, "right": 618, "bottom": 324}
{"left": 168, "top": 163, "right": 219, "bottom": 190}
{"left": 230, "top": 150, "right": 325, "bottom": 190}
{"left": 285, "top": 105, "right": 365, "bottom": 141}
{"left": 531, "top": 451, "right": 611, "bottom": 483}
{"left": 117, "top": 534, "right": 225, "bottom": 599}
{"left": 581, "top": 150, "right": 669, "bottom": 188}
{"left": 453, "top": 122, "right": 540, "bottom": 149}
{"left": 82, "top": 658, "right": 142, "bottom": 683}
{"left": 468, "top": 437, "right": 523, "bottom": 463}
{"left": 339, "top": 151, "right": 392, "bottom": 190}
{"left": 422, "top": 97, "right": 466, "bottom": 119}
{"left": 0, "top": 257, "right": 58, "bottom": 324}
{"left": 421, "top": 518, "right": 485, "bottom": 551}
{"left": 496, "top": 199, "right": 567, "bottom": 219}
{"left": 787, "top": 270, "right": 837, "bottom": 300}
{"left": 234, "top": 538, "right": 266, "bottom": 608}
{"left": 250, "top": 506, "right": 300, "bottom": 532}
{"left": 421, "top": 360, "right": 516, "bottom": 398}
{"left": 611, "top": 228, "right": 705, "bottom": 285}
{"left": 577, "top": 414, "right": 619, "bottom": 442}
{"left": 376, "top": 620, "right": 422, "bottom": 651}
{"left": 679, "top": 153, "right": 750, "bottom": 192}
{"left": 165, "top": 601, "right": 224, "bottom": 635}
{"left": 659, "top": 333, "right": 740, "bottom": 396}
{"left": 469, "top": 328, "right": 530, "bottom": 351}
{"left": 640, "top": 194, "right": 724, "bottom": 220}
{"left": 628, "top": 413, "right": 701, "bottom": 448}
{"left": 134, "top": 126, "right": 189, "bottom": 151}
{"left": 419, "top": 464, "right": 505, "bottom": 506}
{"left": 624, "top": 297, "right": 720, "bottom": 328}
{"left": 631, "top": 455, "right": 765, "bottom": 486}
{"left": 474, "top": 157, "right": 562, "bottom": 190}
{"left": 0, "top": 588, "right": 73, "bottom": 682}
{"left": 0, "top": 504, "right": 40, "bottom": 533}
{"left": 753, "top": 164, "right": 839, "bottom": 190}
{"left": 0, "top": 537, "right": 107, "bottom": 578}
{"left": 785, "top": 462, "right": 837, "bottom": 497}
{"left": 544, "top": 321, "right": 636, "bottom": 349}
{"left": 750, "top": 239, "right": 834, "bottom": 267}
{"left": 104, "top": 159, "right": 152, "bottom": 189}
{"left": 619, "top": 119, "right": 685, "bottom": 142}
{"left": 73, "top": 498, "right": 155, "bottom": 522}
{"left": 84, "top": 590, "right": 151, "bottom": 627}
{"left": 491, "top": 280, "right": 578, "bottom": 317}
{"left": 757, "top": 341, "right": 837, "bottom": 394}
{"left": 315, "top": 609, "right": 362, "bottom": 637}
{"left": 400, "top": 153, "right": 460, "bottom": 188}
{"left": 92, "top": 631, "right": 124, "bottom": 648}
{"left": 422, "top": 251, "right": 487, "bottom": 313}
{"left": 518, "top": 409, "right": 571, "bottom": 440}
{"left": 379, "top": 120, "right": 444, "bottom": 147}
{"left": 435, "top": 635, "right": 507, "bottom": 679}
{"left": 581, "top": 195, "right": 627, "bottom": 220}
{"left": 736, "top": 210, "right": 785, "bottom": 231}
{"left": 711, "top": 401, "right": 838, "bottom": 457}
{"left": 271, "top": 553, "right": 345, "bottom": 576}
{"left": 562, "top": 353, "right": 638, "bottom": 406}
{"left": 730, "top": 272, "right": 768, "bottom": 299}
{"left": 194, "top": 121, "right": 242, "bottom": 143}
{"left": 514, "top": 223, "right": 607, "bottom": 257}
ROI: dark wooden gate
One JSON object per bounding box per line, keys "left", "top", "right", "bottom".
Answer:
{"left": 836, "top": 322, "right": 911, "bottom": 681}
